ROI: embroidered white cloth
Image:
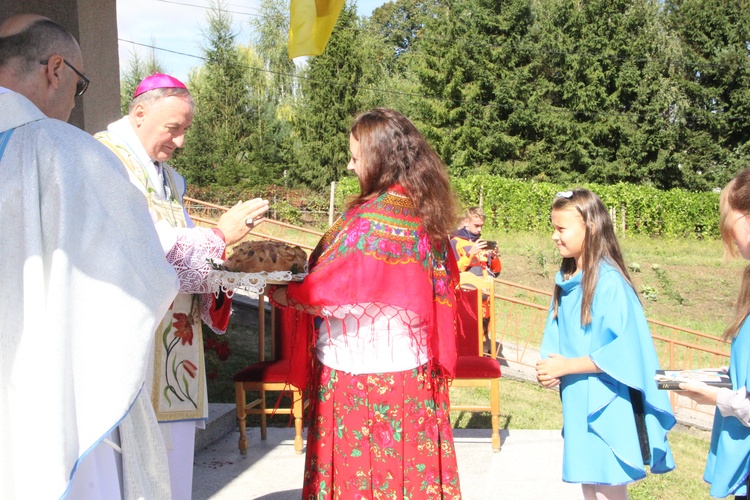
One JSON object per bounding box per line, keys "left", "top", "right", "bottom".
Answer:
{"left": 0, "top": 91, "right": 179, "bottom": 499}
{"left": 207, "top": 269, "right": 307, "bottom": 296}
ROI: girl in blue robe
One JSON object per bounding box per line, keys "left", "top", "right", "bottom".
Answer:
{"left": 536, "top": 189, "right": 675, "bottom": 500}
{"left": 680, "top": 169, "right": 750, "bottom": 499}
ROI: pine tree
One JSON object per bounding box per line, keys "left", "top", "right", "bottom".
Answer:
{"left": 293, "top": 2, "right": 385, "bottom": 189}
{"left": 119, "top": 47, "right": 166, "bottom": 115}
{"left": 409, "top": 0, "right": 534, "bottom": 177}
{"left": 173, "top": 4, "right": 249, "bottom": 186}
{"left": 665, "top": 0, "right": 750, "bottom": 189}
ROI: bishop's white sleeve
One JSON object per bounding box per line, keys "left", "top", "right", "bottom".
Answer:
{"left": 156, "top": 223, "right": 226, "bottom": 294}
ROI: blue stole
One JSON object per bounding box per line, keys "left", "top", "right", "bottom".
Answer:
{"left": 0, "top": 129, "right": 13, "bottom": 160}
{"left": 705, "top": 318, "right": 750, "bottom": 497}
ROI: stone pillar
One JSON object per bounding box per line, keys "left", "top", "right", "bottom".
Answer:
{"left": 2, "top": 0, "right": 120, "bottom": 133}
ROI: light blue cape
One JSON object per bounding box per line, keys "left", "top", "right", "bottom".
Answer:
{"left": 704, "top": 318, "right": 750, "bottom": 497}
{"left": 541, "top": 262, "right": 675, "bottom": 484}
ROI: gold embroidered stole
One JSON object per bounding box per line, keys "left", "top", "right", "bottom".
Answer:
{"left": 96, "top": 132, "right": 206, "bottom": 422}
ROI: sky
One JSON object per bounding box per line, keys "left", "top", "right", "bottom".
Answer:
{"left": 116, "top": 0, "right": 387, "bottom": 82}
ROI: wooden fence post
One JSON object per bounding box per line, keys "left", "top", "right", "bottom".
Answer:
{"left": 329, "top": 181, "right": 336, "bottom": 227}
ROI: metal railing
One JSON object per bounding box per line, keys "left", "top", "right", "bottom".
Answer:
{"left": 492, "top": 278, "right": 730, "bottom": 424}
{"left": 184, "top": 196, "right": 323, "bottom": 251}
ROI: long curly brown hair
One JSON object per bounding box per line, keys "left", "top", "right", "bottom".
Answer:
{"left": 346, "top": 108, "right": 458, "bottom": 245}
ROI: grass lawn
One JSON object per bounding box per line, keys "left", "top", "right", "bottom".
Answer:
{"left": 491, "top": 230, "right": 744, "bottom": 337}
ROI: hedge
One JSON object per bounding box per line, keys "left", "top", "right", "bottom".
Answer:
{"left": 190, "top": 175, "right": 721, "bottom": 239}
{"left": 451, "top": 176, "right": 720, "bottom": 239}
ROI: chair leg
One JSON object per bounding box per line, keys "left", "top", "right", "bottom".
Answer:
{"left": 491, "top": 378, "right": 501, "bottom": 452}
{"left": 293, "top": 390, "right": 304, "bottom": 455}
{"left": 235, "top": 383, "right": 248, "bottom": 455}
{"left": 260, "top": 389, "right": 267, "bottom": 441}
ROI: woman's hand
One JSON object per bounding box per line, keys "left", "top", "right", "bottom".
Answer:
{"left": 271, "top": 285, "right": 288, "bottom": 307}
{"left": 678, "top": 381, "right": 720, "bottom": 406}
{"left": 216, "top": 198, "right": 270, "bottom": 246}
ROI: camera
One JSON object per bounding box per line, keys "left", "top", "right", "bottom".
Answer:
{"left": 484, "top": 240, "right": 497, "bottom": 250}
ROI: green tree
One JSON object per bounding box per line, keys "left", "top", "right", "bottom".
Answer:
{"left": 409, "top": 0, "right": 534, "bottom": 176}
{"left": 665, "top": 0, "right": 750, "bottom": 189}
{"left": 248, "top": 0, "right": 303, "bottom": 186}
{"left": 516, "top": 0, "right": 679, "bottom": 186}
{"left": 249, "top": 0, "right": 297, "bottom": 103}
{"left": 119, "top": 46, "right": 166, "bottom": 115}
{"left": 174, "top": 4, "right": 253, "bottom": 186}
{"left": 293, "top": 1, "right": 389, "bottom": 188}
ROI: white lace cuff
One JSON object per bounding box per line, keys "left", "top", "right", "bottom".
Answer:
{"left": 166, "top": 227, "right": 226, "bottom": 294}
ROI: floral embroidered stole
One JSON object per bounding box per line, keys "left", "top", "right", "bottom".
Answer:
{"left": 96, "top": 132, "right": 205, "bottom": 422}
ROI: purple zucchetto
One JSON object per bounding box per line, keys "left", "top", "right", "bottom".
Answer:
{"left": 133, "top": 73, "right": 187, "bottom": 98}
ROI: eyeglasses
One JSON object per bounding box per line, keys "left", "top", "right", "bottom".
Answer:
{"left": 39, "top": 59, "right": 90, "bottom": 96}
{"left": 555, "top": 191, "right": 574, "bottom": 199}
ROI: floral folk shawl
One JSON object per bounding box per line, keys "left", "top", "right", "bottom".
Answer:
{"left": 284, "top": 185, "right": 458, "bottom": 392}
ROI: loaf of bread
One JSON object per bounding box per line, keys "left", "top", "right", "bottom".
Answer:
{"left": 223, "top": 240, "right": 308, "bottom": 274}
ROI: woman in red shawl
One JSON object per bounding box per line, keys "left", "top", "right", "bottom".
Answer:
{"left": 272, "top": 108, "right": 462, "bottom": 498}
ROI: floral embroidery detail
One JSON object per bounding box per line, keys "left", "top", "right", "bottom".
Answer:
{"left": 312, "top": 191, "right": 437, "bottom": 271}
{"left": 161, "top": 305, "right": 199, "bottom": 409}
{"left": 172, "top": 313, "right": 193, "bottom": 345}
{"left": 346, "top": 218, "right": 371, "bottom": 247}
{"left": 418, "top": 232, "right": 430, "bottom": 260}
{"left": 183, "top": 359, "right": 197, "bottom": 378}
{"left": 378, "top": 239, "right": 402, "bottom": 257}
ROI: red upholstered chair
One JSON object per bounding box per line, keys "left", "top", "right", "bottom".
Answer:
{"left": 452, "top": 272, "right": 502, "bottom": 452}
{"left": 233, "top": 299, "right": 304, "bottom": 454}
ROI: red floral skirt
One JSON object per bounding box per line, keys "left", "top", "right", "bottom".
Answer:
{"left": 302, "top": 362, "right": 462, "bottom": 499}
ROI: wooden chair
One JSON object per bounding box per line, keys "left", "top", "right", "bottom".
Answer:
{"left": 233, "top": 298, "right": 304, "bottom": 454}
{"left": 452, "top": 271, "right": 502, "bottom": 452}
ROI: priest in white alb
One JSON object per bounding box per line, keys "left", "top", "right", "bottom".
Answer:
{"left": 0, "top": 14, "right": 180, "bottom": 500}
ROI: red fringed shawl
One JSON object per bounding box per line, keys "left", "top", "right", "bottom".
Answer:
{"left": 283, "top": 185, "right": 458, "bottom": 391}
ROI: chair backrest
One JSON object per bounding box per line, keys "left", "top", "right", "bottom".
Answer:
{"left": 273, "top": 306, "right": 297, "bottom": 361}
{"left": 457, "top": 272, "right": 495, "bottom": 357}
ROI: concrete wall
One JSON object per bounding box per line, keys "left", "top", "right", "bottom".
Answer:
{"left": 3, "top": 0, "right": 121, "bottom": 133}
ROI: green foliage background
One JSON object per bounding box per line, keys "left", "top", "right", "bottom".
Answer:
{"left": 452, "top": 176, "right": 720, "bottom": 238}
{"left": 121, "top": 0, "right": 747, "bottom": 234}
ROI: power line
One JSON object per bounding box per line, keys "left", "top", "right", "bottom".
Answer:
{"left": 155, "top": 0, "right": 263, "bottom": 17}
{"left": 118, "top": 38, "right": 750, "bottom": 123}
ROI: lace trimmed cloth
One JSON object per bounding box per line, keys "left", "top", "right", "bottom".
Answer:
{"left": 206, "top": 268, "right": 306, "bottom": 296}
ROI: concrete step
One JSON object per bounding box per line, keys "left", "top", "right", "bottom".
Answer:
{"left": 195, "top": 403, "right": 236, "bottom": 451}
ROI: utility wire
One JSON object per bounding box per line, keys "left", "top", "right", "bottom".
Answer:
{"left": 155, "top": 0, "right": 263, "bottom": 17}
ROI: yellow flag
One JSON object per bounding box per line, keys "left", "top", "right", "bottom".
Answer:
{"left": 288, "top": 0, "right": 346, "bottom": 59}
